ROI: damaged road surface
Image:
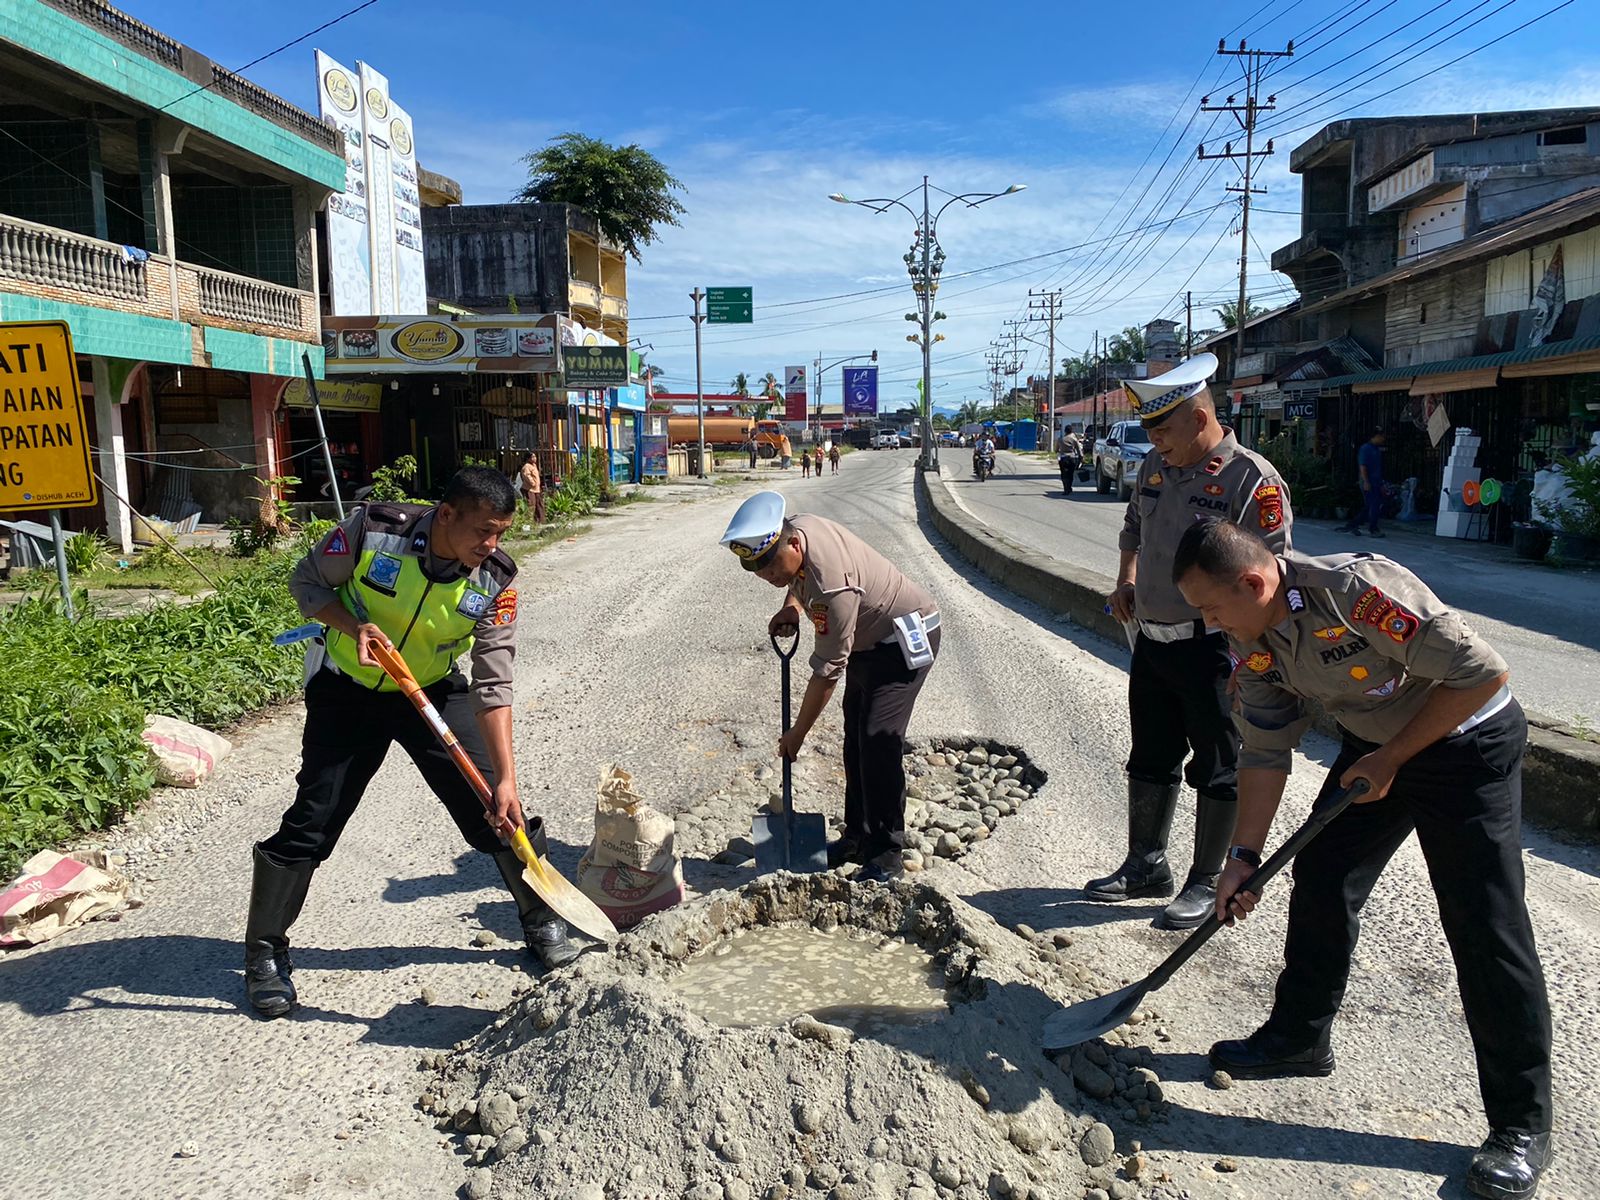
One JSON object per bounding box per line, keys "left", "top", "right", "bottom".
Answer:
{"left": 1, "top": 453, "right": 1597, "bottom": 1200}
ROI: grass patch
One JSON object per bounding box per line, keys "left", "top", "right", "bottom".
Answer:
{"left": 3, "top": 545, "right": 246, "bottom": 596}
{"left": 0, "top": 554, "right": 304, "bottom": 880}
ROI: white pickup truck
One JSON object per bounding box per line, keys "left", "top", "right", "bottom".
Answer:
{"left": 1094, "top": 420, "right": 1154, "bottom": 501}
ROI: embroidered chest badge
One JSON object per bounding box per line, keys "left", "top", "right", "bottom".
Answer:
{"left": 1203, "top": 483, "right": 1225, "bottom": 496}
{"left": 1313, "top": 625, "right": 1348, "bottom": 643}
{"left": 1244, "top": 651, "right": 1274, "bottom": 673}
{"left": 1148, "top": 472, "right": 1163, "bottom": 486}
{"left": 809, "top": 601, "right": 829, "bottom": 635}
{"left": 457, "top": 589, "right": 492, "bottom": 619}
{"left": 1349, "top": 665, "right": 1370, "bottom": 681}
{"left": 365, "top": 553, "right": 403, "bottom": 590}
{"left": 1364, "top": 676, "right": 1400, "bottom": 698}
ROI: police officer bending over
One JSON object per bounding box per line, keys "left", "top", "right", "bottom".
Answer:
{"left": 1092, "top": 352, "right": 1293, "bottom": 929}
{"left": 721, "top": 491, "right": 940, "bottom": 883}
{"left": 1173, "top": 519, "right": 1553, "bottom": 1200}
{"left": 243, "top": 468, "right": 587, "bottom": 1020}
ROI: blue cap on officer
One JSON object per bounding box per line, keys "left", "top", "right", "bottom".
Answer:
{"left": 720, "top": 490, "right": 788, "bottom": 571}
{"left": 1122, "top": 352, "right": 1218, "bottom": 423}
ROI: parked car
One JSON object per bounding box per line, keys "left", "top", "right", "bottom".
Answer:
{"left": 1095, "top": 420, "right": 1153, "bottom": 500}
{"left": 897, "top": 432, "right": 919, "bottom": 448}
{"left": 872, "top": 431, "right": 900, "bottom": 450}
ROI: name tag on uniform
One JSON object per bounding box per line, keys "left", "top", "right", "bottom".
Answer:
{"left": 891, "top": 612, "right": 935, "bottom": 670}
{"left": 457, "top": 589, "right": 492, "bottom": 619}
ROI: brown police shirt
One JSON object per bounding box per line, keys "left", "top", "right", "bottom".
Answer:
{"left": 289, "top": 506, "right": 519, "bottom": 710}
{"left": 1119, "top": 430, "right": 1293, "bottom": 624}
{"left": 1230, "top": 552, "right": 1510, "bottom": 772}
{"left": 786, "top": 514, "right": 938, "bottom": 682}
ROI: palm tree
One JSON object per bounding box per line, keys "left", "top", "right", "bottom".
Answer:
{"left": 513, "top": 133, "right": 686, "bottom": 262}
{"left": 637, "top": 360, "right": 664, "bottom": 393}
{"left": 1104, "top": 325, "right": 1147, "bottom": 363}
{"left": 1214, "top": 298, "right": 1266, "bottom": 330}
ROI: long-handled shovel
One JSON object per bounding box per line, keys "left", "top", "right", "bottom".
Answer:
{"left": 371, "top": 642, "right": 617, "bottom": 943}
{"left": 752, "top": 632, "right": 829, "bottom": 874}
{"left": 1042, "top": 778, "right": 1369, "bottom": 1052}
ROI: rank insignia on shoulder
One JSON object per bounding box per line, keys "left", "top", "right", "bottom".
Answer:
{"left": 324, "top": 527, "right": 350, "bottom": 556}
{"left": 1203, "top": 455, "right": 1224, "bottom": 475}
{"left": 411, "top": 533, "right": 429, "bottom": 553}
{"left": 1313, "top": 625, "right": 1348, "bottom": 642}
{"left": 1364, "top": 676, "right": 1399, "bottom": 698}
{"left": 1245, "top": 651, "right": 1274, "bottom": 673}
{"left": 1286, "top": 587, "right": 1306, "bottom": 613}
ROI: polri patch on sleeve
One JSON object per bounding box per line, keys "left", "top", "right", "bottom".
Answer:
{"left": 809, "top": 601, "right": 829, "bottom": 635}
{"left": 457, "top": 588, "right": 492, "bottom": 619}
{"left": 492, "top": 587, "right": 518, "bottom": 625}
{"left": 324, "top": 526, "right": 350, "bottom": 556}
{"left": 1255, "top": 482, "right": 1284, "bottom": 531}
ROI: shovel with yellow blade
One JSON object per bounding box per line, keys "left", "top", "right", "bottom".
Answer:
{"left": 371, "top": 642, "right": 617, "bottom": 943}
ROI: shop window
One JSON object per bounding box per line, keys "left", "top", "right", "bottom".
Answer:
{"left": 1537, "top": 126, "right": 1587, "bottom": 147}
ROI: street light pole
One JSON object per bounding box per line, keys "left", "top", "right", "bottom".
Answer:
{"left": 691, "top": 287, "right": 706, "bottom": 478}
{"left": 919, "top": 176, "right": 935, "bottom": 470}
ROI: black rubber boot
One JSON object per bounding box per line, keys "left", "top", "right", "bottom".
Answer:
{"left": 1156, "top": 792, "right": 1237, "bottom": 930}
{"left": 1084, "top": 781, "right": 1179, "bottom": 901}
{"left": 1467, "top": 1130, "right": 1553, "bottom": 1199}
{"left": 492, "top": 819, "right": 594, "bottom": 970}
{"left": 243, "top": 844, "right": 314, "bottom": 1019}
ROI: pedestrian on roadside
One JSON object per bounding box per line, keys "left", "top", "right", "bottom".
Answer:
{"left": 1172, "top": 518, "right": 1553, "bottom": 1200}
{"left": 1338, "top": 428, "right": 1387, "bottom": 537}
{"left": 1092, "top": 352, "right": 1295, "bottom": 930}
{"left": 1058, "top": 426, "right": 1084, "bottom": 495}
{"left": 242, "top": 468, "right": 590, "bottom": 1020}
{"left": 829, "top": 444, "right": 841, "bottom": 474}
{"left": 802, "top": 449, "right": 812, "bottom": 478}
{"left": 720, "top": 491, "right": 942, "bottom": 883}
{"left": 779, "top": 433, "right": 793, "bottom": 470}
{"left": 517, "top": 451, "right": 545, "bottom": 526}
{"left": 747, "top": 436, "right": 758, "bottom": 470}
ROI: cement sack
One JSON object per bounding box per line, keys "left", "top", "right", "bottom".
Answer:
{"left": 0, "top": 850, "right": 128, "bottom": 947}
{"left": 142, "top": 714, "right": 232, "bottom": 788}
{"left": 576, "top": 765, "right": 685, "bottom": 928}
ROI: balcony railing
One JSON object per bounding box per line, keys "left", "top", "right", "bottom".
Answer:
{"left": 568, "top": 277, "right": 602, "bottom": 310}
{"left": 43, "top": 0, "right": 183, "bottom": 68}
{"left": 195, "top": 265, "right": 303, "bottom": 330}
{"left": 209, "top": 66, "right": 342, "bottom": 155}
{"left": 0, "top": 213, "right": 148, "bottom": 302}
{"left": 0, "top": 212, "right": 316, "bottom": 343}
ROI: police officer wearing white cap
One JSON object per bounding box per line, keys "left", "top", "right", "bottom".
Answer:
{"left": 1088, "top": 353, "right": 1295, "bottom": 929}
{"left": 721, "top": 491, "right": 941, "bottom": 881}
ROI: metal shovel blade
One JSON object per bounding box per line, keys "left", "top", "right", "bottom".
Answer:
{"left": 1042, "top": 979, "right": 1147, "bottom": 1053}
{"left": 510, "top": 827, "right": 618, "bottom": 944}
{"left": 1038, "top": 779, "right": 1369, "bottom": 1054}
{"left": 753, "top": 806, "right": 828, "bottom": 873}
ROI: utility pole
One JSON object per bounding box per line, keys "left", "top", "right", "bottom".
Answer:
{"left": 1001, "top": 320, "right": 1028, "bottom": 424}
{"left": 1093, "top": 329, "right": 1102, "bottom": 437}
{"left": 691, "top": 287, "right": 707, "bottom": 478}
{"left": 1200, "top": 38, "right": 1292, "bottom": 409}
{"left": 1185, "top": 290, "right": 1193, "bottom": 359}
{"left": 1029, "top": 287, "right": 1061, "bottom": 452}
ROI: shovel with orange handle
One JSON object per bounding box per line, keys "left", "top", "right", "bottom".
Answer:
{"left": 370, "top": 641, "right": 617, "bottom": 943}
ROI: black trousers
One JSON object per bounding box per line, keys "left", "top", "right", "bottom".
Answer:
{"left": 1059, "top": 463, "right": 1076, "bottom": 493}
{"left": 841, "top": 627, "right": 940, "bottom": 860}
{"left": 1126, "top": 631, "right": 1238, "bottom": 802}
{"left": 259, "top": 668, "right": 503, "bottom": 865}
{"left": 1264, "top": 700, "right": 1552, "bottom": 1135}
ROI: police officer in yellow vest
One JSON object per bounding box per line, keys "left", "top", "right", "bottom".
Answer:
{"left": 243, "top": 468, "right": 582, "bottom": 1020}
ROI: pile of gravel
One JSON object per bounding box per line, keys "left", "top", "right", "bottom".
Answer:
{"left": 418, "top": 874, "right": 1172, "bottom": 1200}
{"left": 899, "top": 739, "right": 1044, "bottom": 871}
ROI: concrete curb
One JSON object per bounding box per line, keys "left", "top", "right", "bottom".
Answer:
{"left": 916, "top": 465, "right": 1600, "bottom": 837}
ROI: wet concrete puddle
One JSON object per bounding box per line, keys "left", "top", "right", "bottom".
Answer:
{"left": 669, "top": 924, "right": 950, "bottom": 1035}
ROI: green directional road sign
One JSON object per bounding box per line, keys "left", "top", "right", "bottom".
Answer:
{"left": 707, "top": 286, "right": 753, "bottom": 324}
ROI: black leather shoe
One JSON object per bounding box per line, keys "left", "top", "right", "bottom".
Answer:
{"left": 1468, "top": 1130, "right": 1553, "bottom": 1199}
{"left": 826, "top": 837, "right": 864, "bottom": 869}
{"left": 1209, "top": 1032, "right": 1335, "bottom": 1078}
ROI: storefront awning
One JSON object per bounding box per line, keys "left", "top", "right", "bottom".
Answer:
{"left": 1320, "top": 333, "right": 1600, "bottom": 391}
{"left": 1407, "top": 367, "right": 1499, "bottom": 395}
{"left": 1353, "top": 377, "right": 1411, "bottom": 394}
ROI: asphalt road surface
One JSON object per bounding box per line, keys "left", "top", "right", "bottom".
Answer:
{"left": 947, "top": 448, "right": 1600, "bottom": 728}
{"left": 1, "top": 453, "right": 1595, "bottom": 1199}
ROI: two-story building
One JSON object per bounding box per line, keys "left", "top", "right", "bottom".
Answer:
{"left": 0, "top": 0, "right": 343, "bottom": 547}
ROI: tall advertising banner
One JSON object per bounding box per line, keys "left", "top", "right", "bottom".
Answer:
{"left": 842, "top": 365, "right": 879, "bottom": 417}
{"left": 314, "top": 52, "right": 427, "bottom": 316}
{"left": 314, "top": 51, "right": 371, "bottom": 316}
{"left": 783, "top": 365, "right": 807, "bottom": 422}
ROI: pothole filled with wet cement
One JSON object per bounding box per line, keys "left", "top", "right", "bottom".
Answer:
{"left": 420, "top": 873, "right": 1174, "bottom": 1200}
{"left": 669, "top": 924, "right": 949, "bottom": 1035}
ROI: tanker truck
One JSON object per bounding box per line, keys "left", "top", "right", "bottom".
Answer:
{"left": 667, "top": 415, "right": 786, "bottom": 458}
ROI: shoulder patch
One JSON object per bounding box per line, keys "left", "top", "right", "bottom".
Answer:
{"left": 411, "top": 532, "right": 429, "bottom": 554}
{"left": 1286, "top": 587, "right": 1306, "bottom": 614}
{"left": 1254, "top": 482, "right": 1284, "bottom": 531}
{"left": 492, "top": 587, "right": 518, "bottom": 625}
{"left": 1351, "top": 585, "right": 1420, "bottom": 644}
{"left": 324, "top": 526, "right": 350, "bottom": 556}
{"left": 809, "top": 600, "right": 829, "bottom": 635}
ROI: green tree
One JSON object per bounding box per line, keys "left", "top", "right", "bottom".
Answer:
{"left": 1060, "top": 351, "right": 1095, "bottom": 377}
{"left": 1214, "top": 298, "right": 1266, "bottom": 330}
{"left": 1104, "top": 325, "right": 1147, "bottom": 363}
{"left": 730, "top": 372, "right": 751, "bottom": 399}
{"left": 513, "top": 133, "right": 686, "bottom": 262}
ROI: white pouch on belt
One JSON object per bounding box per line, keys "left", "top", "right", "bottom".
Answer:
{"left": 891, "top": 611, "right": 935, "bottom": 670}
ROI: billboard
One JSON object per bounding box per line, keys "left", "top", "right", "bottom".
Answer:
{"left": 783, "top": 365, "right": 807, "bottom": 422}
{"left": 323, "top": 314, "right": 560, "bottom": 374}
{"left": 842, "top": 365, "right": 879, "bottom": 417}
{"left": 314, "top": 52, "right": 426, "bottom": 316}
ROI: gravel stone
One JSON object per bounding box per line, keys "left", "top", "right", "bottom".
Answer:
{"left": 494, "top": 1126, "right": 527, "bottom": 1159}
{"left": 1077, "top": 1123, "right": 1116, "bottom": 1168}
{"left": 794, "top": 1103, "right": 824, "bottom": 1134}
{"left": 931, "top": 1153, "right": 962, "bottom": 1188}
{"left": 1072, "top": 1059, "right": 1116, "bottom": 1100}
{"left": 1216, "top": 1157, "right": 1240, "bottom": 1173}
{"left": 479, "top": 1092, "right": 519, "bottom": 1138}
{"left": 465, "top": 1167, "right": 494, "bottom": 1199}
{"left": 1210, "top": 1069, "right": 1235, "bottom": 1090}
{"left": 471, "top": 929, "right": 496, "bottom": 947}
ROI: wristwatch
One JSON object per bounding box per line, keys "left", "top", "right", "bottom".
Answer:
{"left": 1228, "top": 845, "right": 1263, "bottom": 868}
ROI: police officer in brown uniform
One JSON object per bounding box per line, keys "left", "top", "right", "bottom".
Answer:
{"left": 1173, "top": 519, "right": 1554, "bottom": 1200}
{"left": 243, "top": 468, "right": 585, "bottom": 1020}
{"left": 720, "top": 491, "right": 940, "bottom": 882}
{"left": 1091, "top": 353, "right": 1294, "bottom": 929}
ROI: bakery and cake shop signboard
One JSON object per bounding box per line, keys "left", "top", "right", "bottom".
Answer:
{"left": 323, "top": 315, "right": 562, "bottom": 373}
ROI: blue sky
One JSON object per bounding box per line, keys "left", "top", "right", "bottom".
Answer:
{"left": 126, "top": 0, "right": 1600, "bottom": 410}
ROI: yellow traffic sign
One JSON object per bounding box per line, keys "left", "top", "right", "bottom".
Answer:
{"left": 0, "top": 321, "right": 96, "bottom": 512}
